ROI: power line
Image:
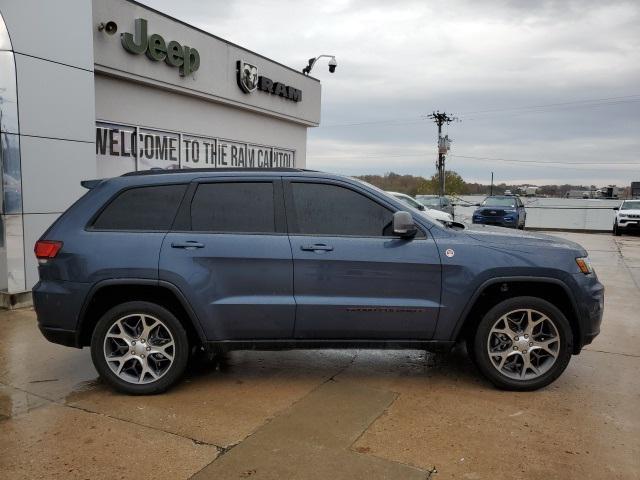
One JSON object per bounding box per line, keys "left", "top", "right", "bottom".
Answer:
{"left": 457, "top": 94, "right": 640, "bottom": 116}
{"left": 309, "top": 152, "right": 640, "bottom": 167}
{"left": 319, "top": 93, "right": 640, "bottom": 128}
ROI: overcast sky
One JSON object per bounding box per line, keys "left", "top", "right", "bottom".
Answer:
{"left": 145, "top": 0, "right": 639, "bottom": 186}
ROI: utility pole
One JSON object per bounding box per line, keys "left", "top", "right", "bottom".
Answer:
{"left": 490, "top": 172, "right": 494, "bottom": 196}
{"left": 427, "top": 111, "right": 457, "bottom": 197}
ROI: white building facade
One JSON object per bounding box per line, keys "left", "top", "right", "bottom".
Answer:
{"left": 0, "top": 0, "right": 321, "bottom": 303}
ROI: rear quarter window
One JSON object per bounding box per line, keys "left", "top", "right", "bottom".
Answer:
{"left": 91, "top": 184, "right": 187, "bottom": 231}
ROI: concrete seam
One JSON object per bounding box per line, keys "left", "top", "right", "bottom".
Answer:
{"left": 187, "top": 351, "right": 360, "bottom": 478}
{"left": 583, "top": 348, "right": 640, "bottom": 358}
{"left": 613, "top": 238, "right": 640, "bottom": 291}
{"left": 0, "top": 380, "right": 225, "bottom": 452}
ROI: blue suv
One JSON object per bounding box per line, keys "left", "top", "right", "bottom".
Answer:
{"left": 34, "top": 169, "right": 603, "bottom": 394}
{"left": 472, "top": 195, "right": 526, "bottom": 229}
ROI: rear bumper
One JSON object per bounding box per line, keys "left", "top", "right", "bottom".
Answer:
{"left": 38, "top": 325, "right": 79, "bottom": 348}
{"left": 33, "top": 280, "right": 90, "bottom": 348}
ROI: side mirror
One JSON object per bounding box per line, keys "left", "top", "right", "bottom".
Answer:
{"left": 418, "top": 204, "right": 426, "bottom": 211}
{"left": 613, "top": 207, "right": 619, "bottom": 211}
{"left": 393, "top": 211, "right": 417, "bottom": 237}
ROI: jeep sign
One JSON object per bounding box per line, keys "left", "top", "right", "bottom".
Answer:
{"left": 121, "top": 18, "right": 200, "bottom": 76}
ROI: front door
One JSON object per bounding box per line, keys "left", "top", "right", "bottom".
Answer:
{"left": 284, "top": 179, "right": 442, "bottom": 340}
{"left": 159, "top": 178, "right": 295, "bottom": 340}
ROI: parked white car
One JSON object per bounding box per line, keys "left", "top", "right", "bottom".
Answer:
{"left": 613, "top": 199, "right": 640, "bottom": 236}
{"left": 387, "top": 191, "right": 454, "bottom": 224}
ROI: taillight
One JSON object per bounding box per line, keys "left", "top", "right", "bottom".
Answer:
{"left": 35, "top": 240, "right": 63, "bottom": 260}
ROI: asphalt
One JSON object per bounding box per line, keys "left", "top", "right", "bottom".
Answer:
{"left": 1, "top": 232, "right": 639, "bottom": 479}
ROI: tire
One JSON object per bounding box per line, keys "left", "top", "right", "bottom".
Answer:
{"left": 613, "top": 223, "right": 621, "bottom": 236}
{"left": 471, "top": 296, "right": 573, "bottom": 391}
{"left": 90, "top": 301, "right": 189, "bottom": 395}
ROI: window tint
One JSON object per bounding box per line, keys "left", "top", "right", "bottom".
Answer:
{"left": 93, "top": 184, "right": 186, "bottom": 231}
{"left": 191, "top": 182, "right": 275, "bottom": 233}
{"left": 290, "top": 182, "right": 393, "bottom": 236}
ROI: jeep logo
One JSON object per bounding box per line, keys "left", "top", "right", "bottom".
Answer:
{"left": 121, "top": 18, "right": 200, "bottom": 77}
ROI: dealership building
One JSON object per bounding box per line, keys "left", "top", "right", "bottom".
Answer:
{"left": 0, "top": 0, "right": 322, "bottom": 304}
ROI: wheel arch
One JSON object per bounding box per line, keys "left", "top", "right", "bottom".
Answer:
{"left": 453, "top": 276, "right": 582, "bottom": 354}
{"left": 77, "top": 279, "right": 206, "bottom": 348}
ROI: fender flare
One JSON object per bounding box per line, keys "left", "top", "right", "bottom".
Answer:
{"left": 76, "top": 278, "right": 207, "bottom": 345}
{"left": 450, "top": 275, "right": 580, "bottom": 341}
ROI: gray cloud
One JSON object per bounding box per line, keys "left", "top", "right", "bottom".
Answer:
{"left": 142, "top": 0, "right": 640, "bottom": 186}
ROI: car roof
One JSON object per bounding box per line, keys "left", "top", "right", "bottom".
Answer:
{"left": 84, "top": 168, "right": 374, "bottom": 190}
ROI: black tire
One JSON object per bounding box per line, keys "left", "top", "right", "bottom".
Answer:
{"left": 613, "top": 223, "right": 621, "bottom": 236}
{"left": 471, "top": 296, "right": 573, "bottom": 391}
{"left": 90, "top": 301, "right": 189, "bottom": 395}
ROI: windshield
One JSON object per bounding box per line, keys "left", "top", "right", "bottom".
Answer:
{"left": 621, "top": 200, "right": 640, "bottom": 210}
{"left": 482, "top": 197, "right": 516, "bottom": 208}
{"left": 393, "top": 194, "right": 423, "bottom": 209}
{"left": 417, "top": 197, "right": 440, "bottom": 207}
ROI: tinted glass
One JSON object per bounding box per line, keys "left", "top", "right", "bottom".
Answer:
{"left": 93, "top": 184, "right": 186, "bottom": 231}
{"left": 191, "top": 182, "right": 275, "bottom": 233}
{"left": 482, "top": 197, "right": 516, "bottom": 208}
{"left": 621, "top": 201, "right": 640, "bottom": 210}
{"left": 418, "top": 197, "right": 440, "bottom": 207}
{"left": 291, "top": 183, "right": 393, "bottom": 236}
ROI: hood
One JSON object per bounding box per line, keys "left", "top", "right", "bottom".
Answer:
{"left": 421, "top": 208, "right": 451, "bottom": 222}
{"left": 463, "top": 224, "right": 586, "bottom": 254}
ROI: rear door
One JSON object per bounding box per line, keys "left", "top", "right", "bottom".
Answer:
{"left": 285, "top": 178, "right": 442, "bottom": 340}
{"left": 159, "top": 177, "right": 294, "bottom": 340}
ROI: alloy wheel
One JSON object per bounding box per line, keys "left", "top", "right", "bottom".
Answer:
{"left": 486, "top": 308, "right": 560, "bottom": 380}
{"left": 103, "top": 314, "right": 175, "bottom": 384}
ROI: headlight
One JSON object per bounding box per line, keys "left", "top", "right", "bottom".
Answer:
{"left": 576, "top": 257, "right": 593, "bottom": 274}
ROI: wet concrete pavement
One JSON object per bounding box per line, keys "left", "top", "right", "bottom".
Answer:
{"left": 1, "top": 232, "right": 639, "bottom": 479}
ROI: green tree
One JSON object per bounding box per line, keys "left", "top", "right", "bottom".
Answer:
{"left": 419, "top": 170, "right": 467, "bottom": 195}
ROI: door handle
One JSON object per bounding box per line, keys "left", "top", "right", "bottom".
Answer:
{"left": 171, "top": 241, "right": 205, "bottom": 249}
{"left": 300, "top": 243, "right": 334, "bottom": 252}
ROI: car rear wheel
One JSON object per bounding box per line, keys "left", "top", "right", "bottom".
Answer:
{"left": 471, "top": 296, "right": 572, "bottom": 391}
{"left": 90, "top": 301, "right": 189, "bottom": 395}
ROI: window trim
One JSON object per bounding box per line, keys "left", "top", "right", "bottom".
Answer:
{"left": 283, "top": 178, "right": 427, "bottom": 239}
{"left": 171, "top": 177, "right": 286, "bottom": 235}
{"left": 86, "top": 182, "right": 189, "bottom": 233}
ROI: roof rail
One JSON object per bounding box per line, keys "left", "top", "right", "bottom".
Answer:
{"left": 121, "top": 167, "right": 315, "bottom": 177}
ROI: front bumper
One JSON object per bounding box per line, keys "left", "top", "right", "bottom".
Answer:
{"left": 472, "top": 217, "right": 517, "bottom": 228}
{"left": 572, "top": 273, "right": 605, "bottom": 352}
{"left": 618, "top": 219, "right": 640, "bottom": 231}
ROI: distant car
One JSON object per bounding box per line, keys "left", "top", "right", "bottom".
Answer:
{"left": 472, "top": 195, "right": 526, "bottom": 229}
{"left": 416, "top": 195, "right": 455, "bottom": 218}
{"left": 387, "top": 192, "right": 453, "bottom": 223}
{"left": 613, "top": 199, "right": 640, "bottom": 236}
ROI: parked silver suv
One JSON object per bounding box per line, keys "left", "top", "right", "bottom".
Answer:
{"left": 416, "top": 195, "right": 455, "bottom": 218}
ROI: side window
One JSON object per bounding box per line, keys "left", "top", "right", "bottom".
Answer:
{"left": 92, "top": 184, "right": 187, "bottom": 231}
{"left": 191, "top": 182, "right": 275, "bottom": 233}
{"left": 290, "top": 182, "right": 394, "bottom": 236}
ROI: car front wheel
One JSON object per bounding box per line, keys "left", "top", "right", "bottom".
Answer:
{"left": 613, "top": 222, "right": 621, "bottom": 236}
{"left": 471, "top": 296, "right": 573, "bottom": 391}
{"left": 90, "top": 301, "right": 189, "bottom": 395}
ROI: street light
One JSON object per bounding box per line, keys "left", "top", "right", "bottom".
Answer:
{"left": 302, "top": 55, "right": 337, "bottom": 75}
